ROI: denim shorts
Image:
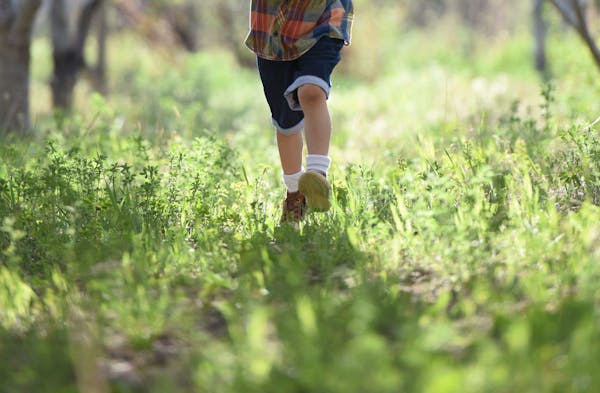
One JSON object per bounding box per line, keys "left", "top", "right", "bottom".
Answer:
{"left": 257, "top": 36, "right": 345, "bottom": 135}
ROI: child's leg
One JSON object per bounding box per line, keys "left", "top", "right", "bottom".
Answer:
{"left": 255, "top": 58, "right": 308, "bottom": 223}
{"left": 283, "top": 37, "right": 344, "bottom": 178}
{"left": 277, "top": 130, "right": 307, "bottom": 223}
{"left": 296, "top": 84, "right": 332, "bottom": 211}
{"left": 298, "top": 85, "right": 331, "bottom": 156}
{"left": 277, "top": 130, "right": 305, "bottom": 195}
{"left": 276, "top": 130, "right": 303, "bottom": 175}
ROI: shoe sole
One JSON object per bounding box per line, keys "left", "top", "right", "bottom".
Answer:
{"left": 298, "top": 171, "right": 330, "bottom": 212}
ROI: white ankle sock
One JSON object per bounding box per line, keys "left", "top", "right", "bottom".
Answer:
{"left": 283, "top": 169, "right": 304, "bottom": 193}
{"left": 306, "top": 155, "right": 331, "bottom": 176}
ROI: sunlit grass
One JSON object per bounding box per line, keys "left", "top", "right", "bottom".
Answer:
{"left": 3, "top": 15, "right": 600, "bottom": 393}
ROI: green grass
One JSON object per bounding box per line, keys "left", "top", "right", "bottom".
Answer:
{"left": 2, "top": 20, "right": 600, "bottom": 393}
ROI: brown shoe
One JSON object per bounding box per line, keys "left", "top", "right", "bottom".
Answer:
{"left": 280, "top": 191, "right": 307, "bottom": 223}
{"left": 298, "top": 171, "right": 331, "bottom": 212}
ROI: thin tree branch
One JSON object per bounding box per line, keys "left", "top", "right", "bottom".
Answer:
{"left": 571, "top": 0, "right": 600, "bottom": 69}
{"left": 550, "top": 0, "right": 600, "bottom": 71}
{"left": 550, "top": 0, "right": 579, "bottom": 26}
{"left": 572, "top": 0, "right": 590, "bottom": 35}
{"left": 586, "top": 114, "right": 600, "bottom": 129}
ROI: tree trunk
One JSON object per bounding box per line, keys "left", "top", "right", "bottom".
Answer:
{"left": 50, "top": 0, "right": 102, "bottom": 111}
{"left": 533, "top": 0, "right": 548, "bottom": 77}
{"left": 0, "top": 0, "right": 41, "bottom": 135}
{"left": 456, "top": 0, "right": 487, "bottom": 28}
{"left": 0, "top": 35, "right": 31, "bottom": 132}
{"left": 90, "top": 0, "right": 107, "bottom": 95}
{"left": 406, "top": 1, "right": 446, "bottom": 27}
{"left": 166, "top": 2, "right": 198, "bottom": 52}
{"left": 50, "top": 0, "right": 77, "bottom": 110}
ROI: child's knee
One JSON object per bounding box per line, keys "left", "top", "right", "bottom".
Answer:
{"left": 298, "top": 84, "right": 326, "bottom": 106}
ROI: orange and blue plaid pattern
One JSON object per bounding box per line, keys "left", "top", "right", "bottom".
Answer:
{"left": 245, "top": 0, "right": 353, "bottom": 61}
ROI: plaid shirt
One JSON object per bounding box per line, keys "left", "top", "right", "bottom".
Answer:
{"left": 245, "top": 0, "right": 353, "bottom": 61}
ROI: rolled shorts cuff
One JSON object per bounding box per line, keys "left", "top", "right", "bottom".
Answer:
{"left": 272, "top": 117, "right": 305, "bottom": 135}
{"left": 284, "top": 76, "right": 331, "bottom": 111}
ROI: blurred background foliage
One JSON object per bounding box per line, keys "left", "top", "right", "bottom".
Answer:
{"left": 14, "top": 0, "right": 600, "bottom": 129}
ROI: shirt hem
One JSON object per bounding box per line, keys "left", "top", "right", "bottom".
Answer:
{"left": 245, "top": 33, "right": 350, "bottom": 62}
